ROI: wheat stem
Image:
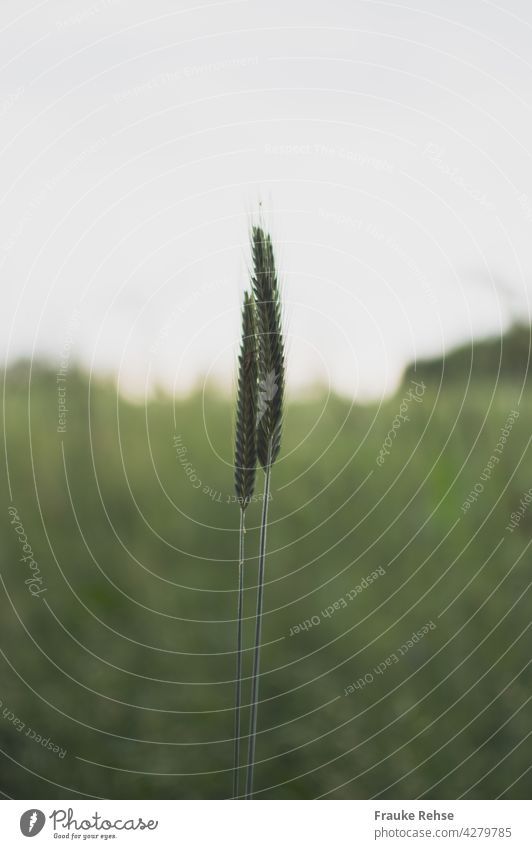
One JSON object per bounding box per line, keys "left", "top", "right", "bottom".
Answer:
{"left": 232, "top": 508, "right": 246, "bottom": 798}
{"left": 245, "top": 441, "right": 272, "bottom": 799}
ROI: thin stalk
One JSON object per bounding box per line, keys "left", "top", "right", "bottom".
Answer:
{"left": 232, "top": 509, "right": 245, "bottom": 799}
{"left": 245, "top": 443, "right": 272, "bottom": 799}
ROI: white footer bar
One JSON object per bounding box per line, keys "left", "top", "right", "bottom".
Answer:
{"left": 1, "top": 800, "right": 529, "bottom": 848}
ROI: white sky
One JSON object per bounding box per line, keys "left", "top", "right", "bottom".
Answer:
{"left": 1, "top": 0, "right": 532, "bottom": 399}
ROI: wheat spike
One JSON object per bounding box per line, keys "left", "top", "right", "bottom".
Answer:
{"left": 234, "top": 292, "right": 258, "bottom": 509}
{"left": 250, "top": 226, "right": 285, "bottom": 470}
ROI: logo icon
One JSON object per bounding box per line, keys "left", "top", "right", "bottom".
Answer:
{"left": 20, "top": 809, "right": 46, "bottom": 837}
{"left": 257, "top": 370, "right": 278, "bottom": 424}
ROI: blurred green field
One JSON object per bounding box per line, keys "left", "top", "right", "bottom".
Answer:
{"left": 1, "top": 329, "right": 532, "bottom": 799}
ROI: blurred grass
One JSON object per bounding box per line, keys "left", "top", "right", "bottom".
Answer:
{"left": 1, "top": 332, "right": 532, "bottom": 799}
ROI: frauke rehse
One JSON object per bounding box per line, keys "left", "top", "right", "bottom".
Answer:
{"left": 375, "top": 810, "right": 454, "bottom": 821}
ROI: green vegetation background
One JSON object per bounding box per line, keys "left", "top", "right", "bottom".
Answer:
{"left": 1, "top": 328, "right": 531, "bottom": 799}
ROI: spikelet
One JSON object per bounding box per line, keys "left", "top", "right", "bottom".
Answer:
{"left": 250, "top": 226, "right": 285, "bottom": 469}
{"left": 234, "top": 292, "right": 258, "bottom": 509}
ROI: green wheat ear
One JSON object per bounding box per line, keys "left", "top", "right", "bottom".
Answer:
{"left": 250, "top": 226, "right": 285, "bottom": 470}
{"left": 245, "top": 223, "right": 286, "bottom": 800}
{"left": 234, "top": 292, "right": 258, "bottom": 508}
{"left": 232, "top": 290, "right": 258, "bottom": 799}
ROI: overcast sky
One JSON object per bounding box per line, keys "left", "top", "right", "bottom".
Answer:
{"left": 1, "top": 0, "right": 532, "bottom": 399}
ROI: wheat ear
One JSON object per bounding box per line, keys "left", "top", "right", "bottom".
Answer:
{"left": 245, "top": 225, "right": 285, "bottom": 799}
{"left": 233, "top": 291, "right": 258, "bottom": 798}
